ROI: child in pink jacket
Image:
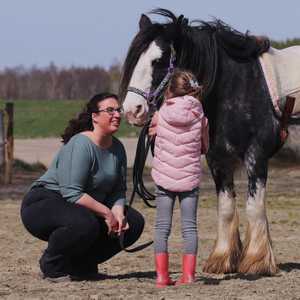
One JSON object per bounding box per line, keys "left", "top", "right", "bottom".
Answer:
{"left": 150, "top": 69, "right": 209, "bottom": 287}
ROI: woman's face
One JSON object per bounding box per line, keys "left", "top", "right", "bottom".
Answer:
{"left": 92, "top": 97, "right": 122, "bottom": 135}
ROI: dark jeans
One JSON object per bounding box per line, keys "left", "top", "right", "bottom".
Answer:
{"left": 20, "top": 187, "right": 145, "bottom": 278}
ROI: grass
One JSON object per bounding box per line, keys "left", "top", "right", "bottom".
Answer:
{"left": 0, "top": 99, "right": 141, "bottom": 138}
{"left": 13, "top": 159, "right": 47, "bottom": 172}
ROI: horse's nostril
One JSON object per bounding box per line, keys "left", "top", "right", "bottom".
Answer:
{"left": 136, "top": 105, "right": 142, "bottom": 114}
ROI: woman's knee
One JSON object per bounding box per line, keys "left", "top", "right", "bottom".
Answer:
{"left": 47, "top": 212, "right": 101, "bottom": 256}
{"left": 69, "top": 210, "right": 101, "bottom": 242}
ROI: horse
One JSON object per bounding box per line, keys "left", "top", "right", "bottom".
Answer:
{"left": 119, "top": 9, "right": 291, "bottom": 275}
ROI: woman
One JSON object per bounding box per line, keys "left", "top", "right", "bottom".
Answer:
{"left": 20, "top": 93, "right": 145, "bottom": 282}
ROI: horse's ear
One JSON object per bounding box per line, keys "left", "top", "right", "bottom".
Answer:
{"left": 177, "top": 15, "right": 189, "bottom": 26}
{"left": 177, "top": 15, "right": 184, "bottom": 23}
{"left": 139, "top": 14, "right": 152, "bottom": 30}
{"left": 182, "top": 18, "right": 189, "bottom": 26}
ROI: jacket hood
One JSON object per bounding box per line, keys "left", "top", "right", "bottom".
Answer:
{"left": 159, "top": 95, "right": 203, "bottom": 127}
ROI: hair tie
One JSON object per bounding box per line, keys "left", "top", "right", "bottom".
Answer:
{"left": 189, "top": 78, "right": 200, "bottom": 89}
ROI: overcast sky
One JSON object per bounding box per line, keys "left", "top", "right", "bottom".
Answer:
{"left": 0, "top": 0, "right": 299, "bottom": 69}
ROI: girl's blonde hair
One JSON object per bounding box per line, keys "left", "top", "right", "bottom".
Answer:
{"left": 165, "top": 69, "right": 203, "bottom": 101}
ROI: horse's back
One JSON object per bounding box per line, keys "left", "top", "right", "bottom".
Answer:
{"left": 259, "top": 45, "right": 300, "bottom": 116}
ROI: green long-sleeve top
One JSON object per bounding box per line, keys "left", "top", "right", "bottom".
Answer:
{"left": 32, "top": 134, "right": 127, "bottom": 207}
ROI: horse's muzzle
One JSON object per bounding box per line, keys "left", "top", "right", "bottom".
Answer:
{"left": 125, "top": 111, "right": 147, "bottom": 127}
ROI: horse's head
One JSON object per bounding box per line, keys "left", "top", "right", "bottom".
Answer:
{"left": 120, "top": 10, "right": 181, "bottom": 126}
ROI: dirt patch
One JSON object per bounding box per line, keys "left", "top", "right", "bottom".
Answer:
{"left": 0, "top": 162, "right": 300, "bottom": 299}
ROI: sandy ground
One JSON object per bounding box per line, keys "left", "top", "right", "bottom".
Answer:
{"left": 0, "top": 159, "right": 300, "bottom": 299}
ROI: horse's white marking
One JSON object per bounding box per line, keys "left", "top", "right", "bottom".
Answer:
{"left": 123, "top": 41, "right": 163, "bottom": 125}
{"left": 245, "top": 150, "right": 256, "bottom": 175}
{"left": 242, "top": 180, "right": 276, "bottom": 271}
{"left": 215, "top": 190, "right": 236, "bottom": 251}
{"left": 246, "top": 181, "right": 266, "bottom": 223}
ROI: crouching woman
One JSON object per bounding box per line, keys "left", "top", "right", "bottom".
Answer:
{"left": 20, "top": 93, "right": 144, "bottom": 281}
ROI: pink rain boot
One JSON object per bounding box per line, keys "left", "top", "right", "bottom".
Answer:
{"left": 155, "top": 253, "right": 175, "bottom": 288}
{"left": 176, "top": 254, "right": 197, "bottom": 285}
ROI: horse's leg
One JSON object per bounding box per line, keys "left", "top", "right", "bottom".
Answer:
{"left": 203, "top": 159, "right": 242, "bottom": 274}
{"left": 238, "top": 151, "right": 277, "bottom": 275}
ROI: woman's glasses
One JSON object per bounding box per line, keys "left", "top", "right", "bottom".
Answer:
{"left": 97, "top": 107, "right": 124, "bottom": 115}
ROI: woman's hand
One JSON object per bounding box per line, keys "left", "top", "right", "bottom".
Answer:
{"left": 76, "top": 194, "right": 119, "bottom": 234}
{"left": 104, "top": 210, "right": 119, "bottom": 235}
{"left": 111, "top": 205, "right": 129, "bottom": 236}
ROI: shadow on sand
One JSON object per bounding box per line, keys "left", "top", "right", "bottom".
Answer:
{"left": 74, "top": 262, "right": 300, "bottom": 282}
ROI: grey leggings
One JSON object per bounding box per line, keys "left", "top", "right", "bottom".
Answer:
{"left": 154, "top": 185, "right": 199, "bottom": 254}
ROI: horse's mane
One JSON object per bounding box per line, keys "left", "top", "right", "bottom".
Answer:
{"left": 149, "top": 9, "right": 270, "bottom": 60}
{"left": 196, "top": 19, "right": 270, "bottom": 60}
{"left": 120, "top": 8, "right": 270, "bottom": 100}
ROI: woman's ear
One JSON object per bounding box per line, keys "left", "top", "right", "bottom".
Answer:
{"left": 91, "top": 112, "right": 98, "bottom": 123}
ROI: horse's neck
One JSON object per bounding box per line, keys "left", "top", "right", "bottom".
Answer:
{"left": 204, "top": 53, "right": 264, "bottom": 119}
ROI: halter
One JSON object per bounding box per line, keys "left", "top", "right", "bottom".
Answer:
{"left": 127, "top": 44, "right": 176, "bottom": 109}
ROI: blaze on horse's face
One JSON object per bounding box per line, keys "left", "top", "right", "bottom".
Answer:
{"left": 122, "top": 38, "right": 171, "bottom": 126}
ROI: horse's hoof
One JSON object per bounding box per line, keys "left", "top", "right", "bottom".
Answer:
{"left": 202, "top": 254, "right": 239, "bottom": 274}
{"left": 238, "top": 255, "right": 278, "bottom": 275}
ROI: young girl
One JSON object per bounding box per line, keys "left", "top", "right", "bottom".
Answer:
{"left": 150, "top": 69, "right": 209, "bottom": 287}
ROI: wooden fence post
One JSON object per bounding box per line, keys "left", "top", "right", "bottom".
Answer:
{"left": 4, "top": 103, "right": 14, "bottom": 184}
{"left": 0, "top": 110, "right": 4, "bottom": 182}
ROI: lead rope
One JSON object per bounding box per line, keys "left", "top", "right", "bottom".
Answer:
{"left": 119, "top": 118, "right": 156, "bottom": 252}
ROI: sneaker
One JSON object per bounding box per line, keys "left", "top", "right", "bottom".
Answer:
{"left": 70, "top": 262, "right": 99, "bottom": 281}
{"left": 40, "top": 272, "right": 71, "bottom": 283}
{"left": 70, "top": 273, "right": 105, "bottom": 281}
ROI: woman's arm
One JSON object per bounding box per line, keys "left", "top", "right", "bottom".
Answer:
{"left": 77, "top": 193, "right": 118, "bottom": 234}
{"left": 57, "top": 137, "right": 93, "bottom": 203}
{"left": 56, "top": 137, "right": 118, "bottom": 233}
{"left": 105, "top": 140, "right": 129, "bottom": 235}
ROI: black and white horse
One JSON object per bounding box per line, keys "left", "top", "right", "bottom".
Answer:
{"left": 120, "top": 9, "right": 286, "bottom": 275}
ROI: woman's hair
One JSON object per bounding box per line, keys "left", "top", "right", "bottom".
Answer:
{"left": 165, "top": 69, "right": 203, "bottom": 101}
{"left": 61, "top": 92, "right": 119, "bottom": 144}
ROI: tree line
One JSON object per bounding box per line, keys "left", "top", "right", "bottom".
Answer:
{"left": 271, "top": 38, "right": 300, "bottom": 49}
{"left": 0, "top": 39, "right": 299, "bottom": 101}
{"left": 0, "top": 63, "right": 121, "bottom": 100}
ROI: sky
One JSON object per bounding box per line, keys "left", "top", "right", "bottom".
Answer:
{"left": 0, "top": 0, "right": 299, "bottom": 70}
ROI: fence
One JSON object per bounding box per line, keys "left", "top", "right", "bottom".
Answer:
{"left": 0, "top": 103, "right": 14, "bottom": 184}
{"left": 0, "top": 111, "right": 4, "bottom": 166}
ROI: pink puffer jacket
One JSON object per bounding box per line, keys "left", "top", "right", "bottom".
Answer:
{"left": 151, "top": 95, "right": 206, "bottom": 192}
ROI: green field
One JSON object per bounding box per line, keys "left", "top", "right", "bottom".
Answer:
{"left": 0, "top": 99, "right": 141, "bottom": 138}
